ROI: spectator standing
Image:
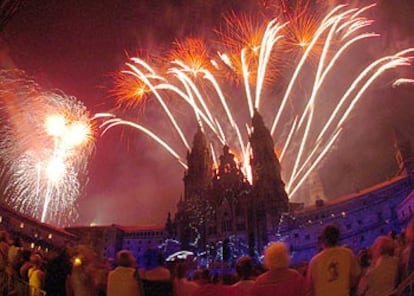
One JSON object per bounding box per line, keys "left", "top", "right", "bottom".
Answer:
{"left": 357, "top": 236, "right": 399, "bottom": 296}
{"left": 191, "top": 268, "right": 236, "bottom": 296}
{"left": 0, "top": 231, "right": 10, "bottom": 295}
{"left": 66, "top": 246, "right": 98, "bottom": 296}
{"left": 231, "top": 256, "right": 255, "bottom": 296}
{"left": 306, "top": 224, "right": 361, "bottom": 296}
{"left": 44, "top": 248, "right": 72, "bottom": 296}
{"left": 28, "top": 254, "right": 45, "bottom": 296}
{"left": 140, "top": 248, "right": 171, "bottom": 281}
{"left": 107, "top": 250, "right": 142, "bottom": 296}
{"left": 251, "top": 242, "right": 305, "bottom": 296}
{"left": 19, "top": 250, "right": 33, "bottom": 281}
{"left": 173, "top": 262, "right": 198, "bottom": 296}
{"left": 397, "top": 218, "right": 414, "bottom": 295}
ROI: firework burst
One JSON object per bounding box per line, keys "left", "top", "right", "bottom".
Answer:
{"left": 0, "top": 70, "right": 94, "bottom": 226}
{"left": 106, "top": 3, "right": 413, "bottom": 202}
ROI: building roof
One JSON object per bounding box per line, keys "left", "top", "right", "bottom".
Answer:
{"left": 115, "top": 224, "right": 165, "bottom": 232}
{"left": 0, "top": 202, "right": 77, "bottom": 238}
{"left": 66, "top": 223, "right": 166, "bottom": 233}
{"left": 297, "top": 174, "right": 410, "bottom": 213}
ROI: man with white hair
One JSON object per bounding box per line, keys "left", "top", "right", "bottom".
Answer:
{"left": 251, "top": 242, "right": 305, "bottom": 296}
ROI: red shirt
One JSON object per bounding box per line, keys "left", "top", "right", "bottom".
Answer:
{"left": 251, "top": 268, "right": 305, "bottom": 296}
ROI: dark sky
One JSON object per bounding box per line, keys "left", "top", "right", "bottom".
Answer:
{"left": 2, "top": 0, "right": 414, "bottom": 226}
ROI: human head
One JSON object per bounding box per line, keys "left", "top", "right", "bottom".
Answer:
{"left": 193, "top": 268, "right": 210, "bottom": 285}
{"left": 235, "top": 256, "right": 253, "bottom": 280}
{"left": 406, "top": 219, "right": 414, "bottom": 243}
{"left": 321, "top": 224, "right": 340, "bottom": 247}
{"left": 30, "top": 253, "right": 42, "bottom": 267}
{"left": 372, "top": 236, "right": 395, "bottom": 259}
{"left": 144, "top": 248, "right": 165, "bottom": 269}
{"left": 176, "top": 262, "right": 191, "bottom": 279}
{"left": 0, "top": 231, "right": 10, "bottom": 244}
{"left": 12, "top": 236, "right": 22, "bottom": 247}
{"left": 116, "top": 250, "right": 136, "bottom": 268}
{"left": 264, "top": 242, "right": 290, "bottom": 270}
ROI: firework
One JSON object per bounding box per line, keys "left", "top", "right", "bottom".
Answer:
{"left": 0, "top": 70, "right": 94, "bottom": 226}
{"left": 106, "top": 3, "right": 413, "bottom": 202}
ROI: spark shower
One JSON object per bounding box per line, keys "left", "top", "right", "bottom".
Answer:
{"left": 0, "top": 70, "right": 94, "bottom": 226}
{"left": 104, "top": 3, "right": 413, "bottom": 200}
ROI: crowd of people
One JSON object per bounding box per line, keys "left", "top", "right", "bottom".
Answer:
{"left": 1, "top": 220, "right": 414, "bottom": 296}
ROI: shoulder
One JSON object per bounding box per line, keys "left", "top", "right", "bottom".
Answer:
{"left": 253, "top": 271, "right": 269, "bottom": 284}
{"left": 287, "top": 268, "right": 302, "bottom": 276}
{"left": 309, "top": 251, "right": 324, "bottom": 266}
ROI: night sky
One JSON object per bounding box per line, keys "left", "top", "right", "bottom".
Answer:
{"left": 2, "top": 0, "right": 414, "bottom": 226}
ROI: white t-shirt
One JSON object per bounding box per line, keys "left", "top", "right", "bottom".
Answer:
{"left": 107, "top": 266, "right": 141, "bottom": 296}
{"left": 307, "top": 246, "right": 361, "bottom": 296}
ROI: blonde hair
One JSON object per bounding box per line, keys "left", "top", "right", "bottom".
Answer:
{"left": 264, "top": 242, "right": 290, "bottom": 270}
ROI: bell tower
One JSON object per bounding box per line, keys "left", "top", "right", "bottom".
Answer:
{"left": 249, "top": 110, "right": 289, "bottom": 250}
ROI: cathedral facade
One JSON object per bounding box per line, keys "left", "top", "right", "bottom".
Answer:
{"left": 171, "top": 111, "right": 290, "bottom": 260}
{"left": 170, "top": 112, "right": 414, "bottom": 264}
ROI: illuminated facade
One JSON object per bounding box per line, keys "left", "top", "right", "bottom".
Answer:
{"left": 171, "top": 113, "right": 414, "bottom": 264}
{"left": 173, "top": 111, "right": 290, "bottom": 259}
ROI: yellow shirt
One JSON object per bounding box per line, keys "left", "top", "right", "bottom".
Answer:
{"left": 307, "top": 246, "right": 361, "bottom": 296}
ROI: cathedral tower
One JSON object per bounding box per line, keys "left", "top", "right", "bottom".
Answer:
{"left": 394, "top": 129, "right": 414, "bottom": 176}
{"left": 183, "top": 126, "right": 213, "bottom": 201}
{"left": 249, "top": 110, "right": 289, "bottom": 250}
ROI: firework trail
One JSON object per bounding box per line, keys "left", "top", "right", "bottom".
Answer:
{"left": 0, "top": 70, "right": 94, "bottom": 226}
{"left": 105, "top": 3, "right": 413, "bottom": 201}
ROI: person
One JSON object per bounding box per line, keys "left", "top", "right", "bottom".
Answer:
{"left": 140, "top": 249, "right": 172, "bottom": 296}
{"left": 19, "top": 249, "right": 33, "bottom": 281}
{"left": 173, "top": 262, "right": 198, "bottom": 296}
{"left": 7, "top": 236, "right": 21, "bottom": 274}
{"left": 107, "top": 250, "right": 142, "bottom": 296}
{"left": 231, "top": 255, "right": 255, "bottom": 296}
{"left": 396, "top": 219, "right": 414, "bottom": 295}
{"left": 66, "top": 246, "right": 98, "bottom": 296}
{"left": 191, "top": 268, "right": 235, "bottom": 296}
{"left": 140, "top": 248, "right": 171, "bottom": 281}
{"left": 306, "top": 224, "right": 361, "bottom": 296}
{"left": 44, "top": 248, "right": 72, "bottom": 296}
{"left": 0, "top": 231, "right": 10, "bottom": 295}
{"left": 251, "top": 242, "right": 305, "bottom": 296}
{"left": 28, "top": 253, "right": 45, "bottom": 296}
{"left": 357, "top": 235, "right": 399, "bottom": 296}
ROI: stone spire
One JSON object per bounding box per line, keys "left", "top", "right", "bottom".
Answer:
{"left": 183, "top": 126, "right": 212, "bottom": 201}
{"left": 249, "top": 110, "right": 289, "bottom": 250}
{"left": 250, "top": 110, "right": 289, "bottom": 210}
{"left": 394, "top": 128, "right": 414, "bottom": 176}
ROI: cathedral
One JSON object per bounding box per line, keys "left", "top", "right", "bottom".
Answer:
{"left": 169, "top": 111, "right": 414, "bottom": 264}
{"left": 170, "top": 111, "right": 290, "bottom": 259}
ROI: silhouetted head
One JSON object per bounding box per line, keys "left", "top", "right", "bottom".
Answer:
{"left": 30, "top": 254, "right": 42, "bottom": 267}
{"left": 116, "top": 250, "right": 136, "bottom": 268}
{"left": 321, "top": 224, "right": 340, "bottom": 247}
{"left": 235, "top": 256, "right": 253, "bottom": 280}
{"left": 0, "top": 231, "right": 10, "bottom": 244}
